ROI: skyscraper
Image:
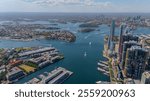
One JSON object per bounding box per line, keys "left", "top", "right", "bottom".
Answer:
{"left": 122, "top": 34, "right": 139, "bottom": 43}
{"left": 118, "top": 33, "right": 139, "bottom": 68}
{"left": 121, "top": 41, "right": 141, "bottom": 69}
{"left": 107, "top": 35, "right": 111, "bottom": 50}
{"left": 118, "top": 24, "right": 125, "bottom": 62}
{"left": 125, "top": 46, "right": 148, "bottom": 79}
{"left": 107, "top": 20, "right": 115, "bottom": 51}
{"left": 110, "top": 20, "right": 115, "bottom": 41}
{"left": 147, "top": 57, "right": 150, "bottom": 69}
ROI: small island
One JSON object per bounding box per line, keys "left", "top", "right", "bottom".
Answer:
{"left": 79, "top": 22, "right": 99, "bottom": 28}
{"left": 43, "top": 30, "right": 76, "bottom": 42}
{"left": 78, "top": 22, "right": 100, "bottom": 33}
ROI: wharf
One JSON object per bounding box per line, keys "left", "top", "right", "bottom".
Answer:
{"left": 26, "top": 67, "right": 73, "bottom": 84}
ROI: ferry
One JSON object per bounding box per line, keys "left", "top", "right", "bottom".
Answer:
{"left": 96, "top": 81, "right": 102, "bottom": 84}
{"left": 96, "top": 81, "right": 110, "bottom": 84}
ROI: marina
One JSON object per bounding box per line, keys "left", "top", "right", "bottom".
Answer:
{"left": 97, "top": 60, "right": 110, "bottom": 76}
{"left": 97, "top": 61, "right": 109, "bottom": 71}
{"left": 98, "top": 61, "right": 108, "bottom": 66}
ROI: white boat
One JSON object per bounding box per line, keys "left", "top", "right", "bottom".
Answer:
{"left": 103, "top": 72, "right": 109, "bottom": 76}
{"left": 84, "top": 52, "right": 87, "bottom": 57}
{"left": 89, "top": 42, "right": 92, "bottom": 45}
{"left": 96, "top": 81, "right": 102, "bottom": 84}
{"left": 97, "top": 67, "right": 106, "bottom": 72}
{"left": 96, "top": 81, "right": 110, "bottom": 84}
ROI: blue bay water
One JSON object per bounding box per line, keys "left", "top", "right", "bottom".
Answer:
{"left": 0, "top": 21, "right": 149, "bottom": 84}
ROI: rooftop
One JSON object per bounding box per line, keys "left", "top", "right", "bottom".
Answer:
{"left": 129, "top": 45, "right": 148, "bottom": 52}
{"left": 143, "top": 71, "right": 150, "bottom": 78}
{"left": 8, "top": 67, "right": 23, "bottom": 76}
{"left": 18, "top": 47, "right": 55, "bottom": 57}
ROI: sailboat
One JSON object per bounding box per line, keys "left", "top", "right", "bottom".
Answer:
{"left": 84, "top": 52, "right": 87, "bottom": 57}
{"left": 89, "top": 42, "right": 92, "bottom": 46}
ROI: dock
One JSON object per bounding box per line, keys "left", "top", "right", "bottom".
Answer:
{"left": 41, "top": 67, "right": 73, "bottom": 84}
{"left": 26, "top": 67, "right": 73, "bottom": 84}
{"left": 97, "top": 62, "right": 109, "bottom": 71}
{"left": 97, "top": 60, "right": 110, "bottom": 77}
{"left": 99, "top": 60, "right": 108, "bottom": 66}
{"left": 18, "top": 47, "right": 56, "bottom": 57}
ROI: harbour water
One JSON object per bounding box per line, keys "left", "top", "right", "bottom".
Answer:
{"left": 0, "top": 21, "right": 149, "bottom": 84}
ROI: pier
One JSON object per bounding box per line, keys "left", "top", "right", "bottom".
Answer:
{"left": 18, "top": 47, "right": 55, "bottom": 57}
{"left": 26, "top": 67, "right": 73, "bottom": 84}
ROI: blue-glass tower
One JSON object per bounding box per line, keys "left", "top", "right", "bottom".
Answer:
{"left": 110, "top": 20, "right": 115, "bottom": 41}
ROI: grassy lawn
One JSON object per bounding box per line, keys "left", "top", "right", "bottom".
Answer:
{"left": 19, "top": 64, "right": 36, "bottom": 74}
{"left": 25, "top": 62, "right": 38, "bottom": 68}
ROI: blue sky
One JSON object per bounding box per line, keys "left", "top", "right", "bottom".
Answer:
{"left": 0, "top": 0, "right": 149, "bottom": 12}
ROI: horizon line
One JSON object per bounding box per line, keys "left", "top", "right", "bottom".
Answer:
{"left": 0, "top": 12, "right": 150, "bottom": 14}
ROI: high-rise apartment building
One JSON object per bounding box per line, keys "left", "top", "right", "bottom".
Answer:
{"left": 121, "top": 41, "right": 141, "bottom": 69}
{"left": 125, "top": 46, "right": 148, "bottom": 79}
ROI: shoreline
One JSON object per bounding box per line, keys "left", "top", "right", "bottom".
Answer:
{"left": 0, "top": 35, "right": 76, "bottom": 43}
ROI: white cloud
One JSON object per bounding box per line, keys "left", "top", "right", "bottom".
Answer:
{"left": 23, "top": 0, "right": 82, "bottom": 6}
{"left": 22, "top": 0, "right": 112, "bottom": 8}
{"left": 84, "top": 0, "right": 112, "bottom": 8}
